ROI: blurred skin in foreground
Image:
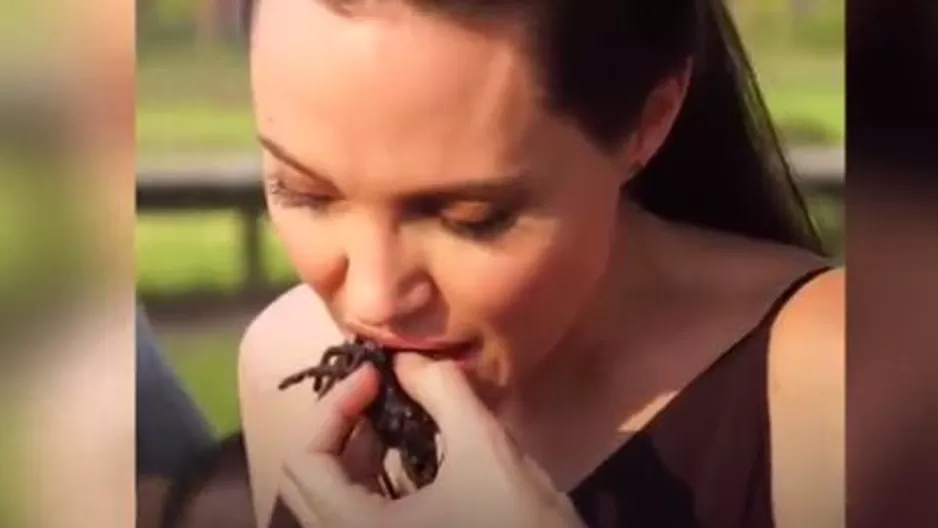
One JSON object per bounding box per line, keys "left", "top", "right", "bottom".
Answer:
{"left": 3, "top": 0, "right": 134, "bottom": 527}
{"left": 848, "top": 1, "right": 938, "bottom": 525}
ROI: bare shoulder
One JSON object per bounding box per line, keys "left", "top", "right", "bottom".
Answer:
{"left": 769, "top": 266, "right": 845, "bottom": 378}
{"left": 238, "top": 284, "right": 343, "bottom": 527}
{"left": 239, "top": 284, "right": 344, "bottom": 388}
{"left": 767, "top": 267, "right": 845, "bottom": 527}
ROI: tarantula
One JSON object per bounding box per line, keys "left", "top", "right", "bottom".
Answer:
{"left": 278, "top": 338, "right": 440, "bottom": 498}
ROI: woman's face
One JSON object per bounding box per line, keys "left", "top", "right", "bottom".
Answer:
{"left": 252, "top": 0, "right": 635, "bottom": 401}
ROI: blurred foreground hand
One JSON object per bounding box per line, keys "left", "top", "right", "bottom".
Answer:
{"left": 0, "top": 0, "right": 134, "bottom": 526}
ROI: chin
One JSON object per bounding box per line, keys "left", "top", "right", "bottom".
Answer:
{"left": 461, "top": 350, "right": 517, "bottom": 410}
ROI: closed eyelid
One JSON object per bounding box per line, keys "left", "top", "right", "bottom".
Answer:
{"left": 258, "top": 134, "right": 535, "bottom": 206}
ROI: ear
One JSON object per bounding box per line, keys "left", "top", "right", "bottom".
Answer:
{"left": 616, "top": 59, "right": 693, "bottom": 184}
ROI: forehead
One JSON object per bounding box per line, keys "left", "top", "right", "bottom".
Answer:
{"left": 251, "top": 0, "right": 546, "bottom": 184}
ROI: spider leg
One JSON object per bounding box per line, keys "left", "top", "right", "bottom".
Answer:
{"left": 278, "top": 366, "right": 322, "bottom": 390}
{"left": 320, "top": 347, "right": 349, "bottom": 364}
{"left": 281, "top": 342, "right": 358, "bottom": 392}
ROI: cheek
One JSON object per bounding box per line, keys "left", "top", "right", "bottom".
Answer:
{"left": 433, "top": 199, "right": 618, "bottom": 352}
{"left": 268, "top": 205, "right": 347, "bottom": 298}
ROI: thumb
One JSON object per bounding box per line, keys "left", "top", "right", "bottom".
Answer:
{"left": 392, "top": 353, "right": 494, "bottom": 446}
{"left": 307, "top": 363, "right": 380, "bottom": 454}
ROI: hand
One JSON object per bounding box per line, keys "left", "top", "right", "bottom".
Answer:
{"left": 278, "top": 353, "right": 586, "bottom": 528}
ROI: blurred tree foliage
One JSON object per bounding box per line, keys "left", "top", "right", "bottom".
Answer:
{"left": 138, "top": 0, "right": 248, "bottom": 55}
{"left": 732, "top": 0, "right": 843, "bottom": 53}
{"left": 138, "top": 0, "right": 843, "bottom": 56}
{"left": 790, "top": 0, "right": 843, "bottom": 53}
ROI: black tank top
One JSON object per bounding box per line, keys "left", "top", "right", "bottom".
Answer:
{"left": 269, "top": 267, "right": 831, "bottom": 528}
{"left": 568, "top": 266, "right": 831, "bottom": 528}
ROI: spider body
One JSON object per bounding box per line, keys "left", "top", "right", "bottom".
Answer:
{"left": 278, "top": 339, "right": 440, "bottom": 497}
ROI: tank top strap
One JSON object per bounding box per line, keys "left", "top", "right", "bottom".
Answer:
{"left": 760, "top": 265, "right": 834, "bottom": 325}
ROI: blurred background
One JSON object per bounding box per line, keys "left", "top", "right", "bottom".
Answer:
{"left": 136, "top": 0, "right": 845, "bottom": 439}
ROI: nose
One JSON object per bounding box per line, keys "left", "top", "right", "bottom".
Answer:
{"left": 341, "top": 224, "right": 433, "bottom": 329}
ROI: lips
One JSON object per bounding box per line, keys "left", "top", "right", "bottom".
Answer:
{"left": 414, "top": 341, "right": 478, "bottom": 362}
{"left": 348, "top": 328, "right": 479, "bottom": 362}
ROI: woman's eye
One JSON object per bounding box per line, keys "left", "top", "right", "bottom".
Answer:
{"left": 266, "top": 176, "right": 334, "bottom": 211}
{"left": 439, "top": 202, "right": 518, "bottom": 240}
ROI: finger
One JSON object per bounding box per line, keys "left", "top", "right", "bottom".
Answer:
{"left": 278, "top": 479, "right": 321, "bottom": 528}
{"left": 308, "top": 363, "right": 380, "bottom": 455}
{"left": 392, "top": 353, "right": 494, "bottom": 448}
{"left": 340, "top": 419, "right": 386, "bottom": 493}
{"left": 282, "top": 452, "right": 380, "bottom": 526}
{"left": 519, "top": 454, "right": 561, "bottom": 498}
{"left": 518, "top": 456, "right": 586, "bottom": 526}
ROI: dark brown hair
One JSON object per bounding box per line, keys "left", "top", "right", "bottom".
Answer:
{"left": 245, "top": 0, "right": 826, "bottom": 254}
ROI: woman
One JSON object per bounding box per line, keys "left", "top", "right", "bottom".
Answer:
{"left": 239, "top": 0, "right": 844, "bottom": 526}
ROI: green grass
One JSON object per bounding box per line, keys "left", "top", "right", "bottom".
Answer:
{"left": 137, "top": 103, "right": 256, "bottom": 155}
{"left": 138, "top": 47, "right": 251, "bottom": 104}
{"left": 162, "top": 330, "right": 243, "bottom": 437}
{"left": 135, "top": 211, "right": 296, "bottom": 295}
{"left": 138, "top": 47, "right": 254, "bottom": 156}
{"left": 137, "top": 211, "right": 243, "bottom": 294}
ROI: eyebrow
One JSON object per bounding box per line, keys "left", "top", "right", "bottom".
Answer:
{"left": 256, "top": 133, "right": 532, "bottom": 202}
{"left": 258, "top": 134, "right": 337, "bottom": 189}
